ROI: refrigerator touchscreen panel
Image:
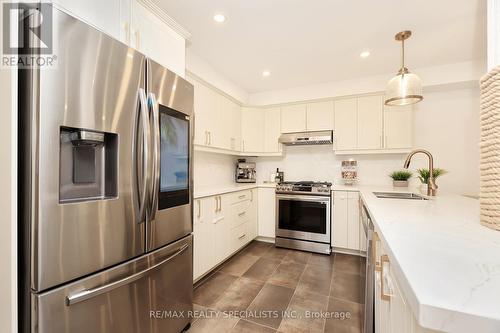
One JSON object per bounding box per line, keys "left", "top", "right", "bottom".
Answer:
{"left": 158, "top": 104, "right": 190, "bottom": 210}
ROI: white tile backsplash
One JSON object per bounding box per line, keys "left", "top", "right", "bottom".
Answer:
{"left": 247, "top": 145, "right": 405, "bottom": 186}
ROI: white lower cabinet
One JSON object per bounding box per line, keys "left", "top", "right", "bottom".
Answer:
{"left": 193, "top": 189, "right": 258, "bottom": 281}
{"left": 374, "top": 231, "right": 438, "bottom": 333}
{"left": 332, "top": 190, "right": 363, "bottom": 252}
{"left": 193, "top": 197, "right": 215, "bottom": 280}
{"left": 258, "top": 187, "right": 276, "bottom": 238}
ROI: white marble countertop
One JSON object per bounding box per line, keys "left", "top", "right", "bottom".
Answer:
{"left": 359, "top": 188, "right": 500, "bottom": 333}
{"left": 194, "top": 182, "right": 276, "bottom": 198}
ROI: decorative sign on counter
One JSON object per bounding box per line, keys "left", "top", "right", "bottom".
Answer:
{"left": 341, "top": 159, "right": 358, "bottom": 185}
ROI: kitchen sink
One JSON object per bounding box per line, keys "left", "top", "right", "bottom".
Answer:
{"left": 373, "top": 192, "right": 428, "bottom": 200}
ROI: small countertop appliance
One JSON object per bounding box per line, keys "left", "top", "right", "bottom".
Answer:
{"left": 236, "top": 159, "right": 256, "bottom": 183}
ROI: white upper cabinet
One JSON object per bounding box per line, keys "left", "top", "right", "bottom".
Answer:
{"left": 334, "top": 99, "right": 358, "bottom": 150}
{"left": 51, "top": 0, "right": 123, "bottom": 40}
{"left": 189, "top": 77, "right": 217, "bottom": 147}
{"left": 52, "top": 0, "right": 187, "bottom": 76}
{"left": 281, "top": 105, "right": 307, "bottom": 133}
{"left": 264, "top": 108, "right": 282, "bottom": 153}
{"left": 357, "top": 95, "right": 383, "bottom": 149}
{"left": 384, "top": 105, "right": 413, "bottom": 149}
{"left": 306, "top": 101, "right": 334, "bottom": 131}
{"left": 226, "top": 98, "right": 242, "bottom": 152}
{"left": 334, "top": 95, "right": 412, "bottom": 153}
{"left": 241, "top": 108, "right": 265, "bottom": 153}
{"left": 130, "top": 0, "right": 185, "bottom": 76}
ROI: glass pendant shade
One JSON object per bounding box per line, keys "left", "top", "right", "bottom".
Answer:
{"left": 385, "top": 69, "right": 423, "bottom": 106}
{"left": 385, "top": 30, "right": 423, "bottom": 106}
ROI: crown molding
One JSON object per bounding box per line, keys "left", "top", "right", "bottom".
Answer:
{"left": 136, "top": 0, "right": 191, "bottom": 40}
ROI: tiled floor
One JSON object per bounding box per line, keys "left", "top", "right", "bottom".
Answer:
{"left": 189, "top": 241, "right": 366, "bottom": 333}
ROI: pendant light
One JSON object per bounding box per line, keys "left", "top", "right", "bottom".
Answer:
{"left": 385, "top": 31, "right": 423, "bottom": 106}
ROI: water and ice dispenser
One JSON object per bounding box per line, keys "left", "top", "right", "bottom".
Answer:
{"left": 59, "top": 127, "right": 118, "bottom": 203}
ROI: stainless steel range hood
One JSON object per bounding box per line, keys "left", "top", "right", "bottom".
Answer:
{"left": 278, "top": 130, "right": 333, "bottom": 146}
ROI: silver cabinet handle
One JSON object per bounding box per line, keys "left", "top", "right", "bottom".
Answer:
{"left": 214, "top": 196, "right": 218, "bottom": 213}
{"left": 218, "top": 196, "right": 221, "bottom": 212}
{"left": 136, "top": 88, "right": 149, "bottom": 223}
{"left": 148, "top": 92, "right": 160, "bottom": 220}
{"left": 238, "top": 234, "right": 246, "bottom": 239}
{"left": 238, "top": 195, "right": 246, "bottom": 199}
{"left": 66, "top": 244, "right": 189, "bottom": 306}
{"left": 205, "top": 131, "right": 208, "bottom": 146}
{"left": 208, "top": 131, "right": 212, "bottom": 146}
{"left": 251, "top": 190, "right": 253, "bottom": 202}
{"left": 197, "top": 200, "right": 201, "bottom": 218}
{"left": 238, "top": 211, "right": 246, "bottom": 217}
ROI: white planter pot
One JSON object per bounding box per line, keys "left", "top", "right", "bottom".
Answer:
{"left": 393, "top": 180, "right": 409, "bottom": 187}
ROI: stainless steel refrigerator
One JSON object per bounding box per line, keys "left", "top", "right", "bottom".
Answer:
{"left": 18, "top": 6, "right": 194, "bottom": 333}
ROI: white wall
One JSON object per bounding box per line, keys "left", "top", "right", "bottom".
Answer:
{"left": 193, "top": 151, "right": 238, "bottom": 190}
{"left": 488, "top": 0, "right": 500, "bottom": 70}
{"left": 248, "top": 60, "right": 484, "bottom": 106}
{"left": 0, "top": 67, "right": 17, "bottom": 333}
{"left": 186, "top": 50, "right": 249, "bottom": 104}
{"left": 411, "top": 86, "right": 480, "bottom": 196}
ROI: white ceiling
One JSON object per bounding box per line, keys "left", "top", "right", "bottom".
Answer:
{"left": 156, "top": 0, "right": 486, "bottom": 94}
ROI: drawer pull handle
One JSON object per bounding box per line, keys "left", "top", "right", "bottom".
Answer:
{"left": 380, "top": 254, "right": 391, "bottom": 301}
{"left": 238, "top": 211, "right": 246, "bottom": 217}
{"left": 238, "top": 234, "right": 246, "bottom": 239}
{"left": 373, "top": 232, "right": 381, "bottom": 271}
{"left": 238, "top": 195, "right": 246, "bottom": 199}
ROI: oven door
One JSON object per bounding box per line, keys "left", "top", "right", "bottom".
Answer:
{"left": 276, "top": 194, "right": 331, "bottom": 243}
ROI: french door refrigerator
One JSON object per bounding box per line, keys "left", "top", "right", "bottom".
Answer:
{"left": 18, "top": 6, "right": 194, "bottom": 333}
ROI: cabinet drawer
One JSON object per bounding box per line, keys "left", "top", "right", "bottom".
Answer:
{"left": 228, "top": 190, "right": 252, "bottom": 205}
{"left": 230, "top": 200, "right": 251, "bottom": 228}
{"left": 230, "top": 222, "right": 249, "bottom": 253}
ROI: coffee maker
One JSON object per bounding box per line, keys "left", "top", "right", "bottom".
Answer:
{"left": 235, "top": 159, "right": 256, "bottom": 183}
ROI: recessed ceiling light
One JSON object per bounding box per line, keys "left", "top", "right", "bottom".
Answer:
{"left": 213, "top": 13, "right": 226, "bottom": 23}
{"left": 262, "top": 70, "right": 271, "bottom": 77}
{"left": 360, "top": 51, "right": 371, "bottom": 58}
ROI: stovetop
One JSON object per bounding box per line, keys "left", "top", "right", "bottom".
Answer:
{"left": 276, "top": 181, "right": 332, "bottom": 196}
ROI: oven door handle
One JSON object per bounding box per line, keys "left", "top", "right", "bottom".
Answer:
{"left": 276, "top": 194, "right": 330, "bottom": 203}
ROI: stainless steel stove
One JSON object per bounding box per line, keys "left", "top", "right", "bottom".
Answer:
{"left": 275, "top": 181, "right": 332, "bottom": 254}
{"left": 276, "top": 181, "right": 332, "bottom": 196}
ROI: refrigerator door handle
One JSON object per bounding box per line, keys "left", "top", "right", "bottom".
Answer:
{"left": 148, "top": 92, "right": 160, "bottom": 220}
{"left": 137, "top": 88, "right": 150, "bottom": 223}
{"left": 65, "top": 243, "right": 189, "bottom": 306}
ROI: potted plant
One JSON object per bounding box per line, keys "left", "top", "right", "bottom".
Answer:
{"left": 417, "top": 168, "right": 447, "bottom": 193}
{"left": 389, "top": 170, "right": 413, "bottom": 187}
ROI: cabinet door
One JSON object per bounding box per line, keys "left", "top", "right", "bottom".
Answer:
{"left": 332, "top": 191, "right": 349, "bottom": 248}
{"left": 131, "top": 0, "right": 185, "bottom": 76}
{"left": 241, "top": 107, "right": 265, "bottom": 153}
{"left": 306, "top": 101, "right": 334, "bottom": 131}
{"left": 212, "top": 95, "right": 233, "bottom": 150}
{"left": 347, "top": 191, "right": 360, "bottom": 251}
{"left": 334, "top": 99, "right": 357, "bottom": 150}
{"left": 281, "top": 104, "right": 307, "bottom": 133}
{"left": 357, "top": 96, "right": 383, "bottom": 149}
{"left": 258, "top": 188, "right": 276, "bottom": 238}
{"left": 384, "top": 105, "right": 413, "bottom": 149}
{"left": 227, "top": 99, "right": 242, "bottom": 151}
{"left": 264, "top": 107, "right": 282, "bottom": 153}
{"left": 189, "top": 77, "right": 217, "bottom": 147}
{"left": 52, "top": 0, "right": 123, "bottom": 40}
{"left": 248, "top": 189, "right": 258, "bottom": 240}
{"left": 214, "top": 196, "right": 231, "bottom": 263}
{"left": 193, "top": 197, "right": 215, "bottom": 280}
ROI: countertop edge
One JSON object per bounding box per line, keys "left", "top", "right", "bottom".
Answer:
{"left": 358, "top": 189, "right": 500, "bottom": 333}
